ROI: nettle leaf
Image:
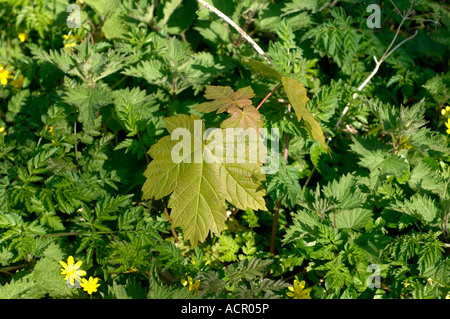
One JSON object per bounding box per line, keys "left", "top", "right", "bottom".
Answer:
{"left": 370, "top": 154, "right": 410, "bottom": 186}
{"left": 422, "top": 72, "right": 449, "bottom": 105}
{"left": 408, "top": 160, "right": 443, "bottom": 195}
{"left": 221, "top": 105, "right": 263, "bottom": 131}
{"left": 308, "top": 80, "right": 341, "bottom": 123}
{"left": 334, "top": 207, "right": 373, "bottom": 230}
{"left": 390, "top": 194, "right": 440, "bottom": 225}
{"left": 267, "top": 163, "right": 300, "bottom": 208}
{"left": 84, "top": 0, "right": 120, "bottom": 18}
{"left": 63, "top": 82, "right": 112, "bottom": 128}
{"left": 281, "top": 77, "right": 329, "bottom": 152}
{"left": 422, "top": 258, "right": 450, "bottom": 287}
{"left": 142, "top": 114, "right": 267, "bottom": 246}
{"left": 351, "top": 136, "right": 411, "bottom": 187}
{"left": 102, "top": 13, "right": 128, "bottom": 40}
{"left": 194, "top": 85, "right": 255, "bottom": 114}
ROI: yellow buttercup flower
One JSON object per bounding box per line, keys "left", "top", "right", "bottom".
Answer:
{"left": 80, "top": 276, "right": 101, "bottom": 295}
{"left": 18, "top": 33, "right": 29, "bottom": 42}
{"left": 0, "top": 64, "right": 13, "bottom": 86}
{"left": 181, "top": 276, "right": 200, "bottom": 294}
{"left": 0, "top": 127, "right": 5, "bottom": 136}
{"left": 59, "top": 256, "right": 87, "bottom": 287}
{"left": 286, "top": 279, "right": 312, "bottom": 299}
{"left": 445, "top": 119, "right": 450, "bottom": 135}
{"left": 10, "top": 74, "right": 24, "bottom": 89}
{"left": 441, "top": 106, "right": 450, "bottom": 117}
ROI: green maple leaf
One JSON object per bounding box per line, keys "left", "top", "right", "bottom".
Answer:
{"left": 242, "top": 58, "right": 283, "bottom": 80}
{"left": 281, "top": 77, "right": 329, "bottom": 152}
{"left": 194, "top": 85, "right": 255, "bottom": 114}
{"left": 142, "top": 114, "right": 266, "bottom": 246}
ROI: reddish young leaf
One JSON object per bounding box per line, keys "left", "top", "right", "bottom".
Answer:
{"left": 221, "top": 105, "right": 263, "bottom": 132}
{"left": 194, "top": 85, "right": 255, "bottom": 114}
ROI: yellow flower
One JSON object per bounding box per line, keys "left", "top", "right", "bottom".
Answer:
{"left": 181, "top": 276, "right": 200, "bottom": 294}
{"left": 441, "top": 106, "right": 450, "bottom": 117}
{"left": 286, "top": 279, "right": 312, "bottom": 299}
{"left": 64, "top": 42, "right": 77, "bottom": 53}
{"left": 399, "top": 136, "right": 412, "bottom": 150}
{"left": 0, "top": 64, "right": 13, "bottom": 86}
{"left": 445, "top": 119, "right": 450, "bottom": 135}
{"left": 80, "top": 276, "right": 101, "bottom": 295}
{"left": 10, "top": 74, "right": 24, "bottom": 89}
{"left": 59, "top": 256, "right": 87, "bottom": 287}
{"left": 62, "top": 34, "right": 78, "bottom": 52}
{"left": 18, "top": 33, "right": 29, "bottom": 42}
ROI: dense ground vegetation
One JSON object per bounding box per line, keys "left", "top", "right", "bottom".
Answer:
{"left": 0, "top": 0, "right": 449, "bottom": 299}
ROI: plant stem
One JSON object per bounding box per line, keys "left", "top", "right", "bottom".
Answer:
{"left": 74, "top": 121, "right": 81, "bottom": 175}
{"left": 270, "top": 133, "right": 290, "bottom": 256}
{"left": 196, "top": 0, "right": 270, "bottom": 63}
{"left": 0, "top": 264, "right": 23, "bottom": 274}
{"left": 137, "top": 132, "right": 150, "bottom": 163}
{"left": 110, "top": 75, "right": 128, "bottom": 90}
{"left": 164, "top": 207, "right": 178, "bottom": 242}
{"left": 256, "top": 83, "right": 282, "bottom": 110}
{"left": 270, "top": 199, "right": 281, "bottom": 257}
{"left": 303, "top": 166, "right": 316, "bottom": 188}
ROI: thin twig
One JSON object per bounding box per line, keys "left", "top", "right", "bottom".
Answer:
{"left": 196, "top": 0, "right": 270, "bottom": 63}
{"left": 383, "top": 29, "right": 418, "bottom": 61}
{"left": 335, "top": 3, "right": 419, "bottom": 130}
{"left": 389, "top": 0, "right": 402, "bottom": 16}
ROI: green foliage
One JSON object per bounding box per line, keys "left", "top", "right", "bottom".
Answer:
{"left": 196, "top": 258, "right": 289, "bottom": 299}
{"left": 141, "top": 114, "right": 267, "bottom": 245}
{"left": 0, "top": 0, "right": 449, "bottom": 301}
